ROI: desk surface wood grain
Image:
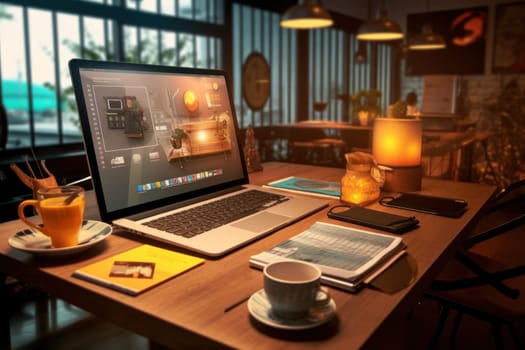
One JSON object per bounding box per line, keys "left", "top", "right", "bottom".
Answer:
{"left": 0, "top": 162, "right": 496, "bottom": 349}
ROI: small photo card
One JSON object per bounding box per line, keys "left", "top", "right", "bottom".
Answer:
{"left": 109, "top": 261, "right": 156, "bottom": 279}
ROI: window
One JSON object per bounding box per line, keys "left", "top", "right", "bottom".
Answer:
{"left": 0, "top": 0, "right": 223, "bottom": 150}
{"left": 233, "top": 3, "right": 297, "bottom": 128}
{"left": 1, "top": 1, "right": 393, "bottom": 151}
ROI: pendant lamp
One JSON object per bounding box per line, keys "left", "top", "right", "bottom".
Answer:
{"left": 409, "top": 24, "right": 446, "bottom": 50}
{"left": 280, "top": 0, "right": 333, "bottom": 29}
{"left": 357, "top": 9, "right": 403, "bottom": 41}
{"left": 355, "top": 41, "right": 367, "bottom": 63}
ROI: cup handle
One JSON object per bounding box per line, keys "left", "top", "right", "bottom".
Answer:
{"left": 313, "top": 287, "right": 331, "bottom": 308}
{"left": 18, "top": 200, "right": 48, "bottom": 237}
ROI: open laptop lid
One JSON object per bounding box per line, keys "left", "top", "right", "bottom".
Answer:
{"left": 69, "top": 59, "right": 249, "bottom": 223}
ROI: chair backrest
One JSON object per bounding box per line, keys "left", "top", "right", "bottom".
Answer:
{"left": 464, "top": 179, "right": 525, "bottom": 249}
{"left": 491, "top": 179, "right": 525, "bottom": 212}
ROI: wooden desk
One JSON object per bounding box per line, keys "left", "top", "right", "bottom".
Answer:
{"left": 264, "top": 123, "right": 491, "bottom": 181}
{"left": 275, "top": 120, "right": 371, "bottom": 131}
{"left": 259, "top": 122, "right": 488, "bottom": 163}
{"left": 1, "top": 163, "right": 496, "bottom": 349}
{"left": 263, "top": 122, "right": 372, "bottom": 161}
{"left": 276, "top": 122, "right": 489, "bottom": 157}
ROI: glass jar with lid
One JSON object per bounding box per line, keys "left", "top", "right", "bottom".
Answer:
{"left": 340, "top": 152, "right": 383, "bottom": 206}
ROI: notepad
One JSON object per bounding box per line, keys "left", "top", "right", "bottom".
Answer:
{"left": 73, "top": 244, "right": 204, "bottom": 295}
{"left": 264, "top": 176, "right": 341, "bottom": 199}
{"left": 250, "top": 221, "right": 406, "bottom": 292}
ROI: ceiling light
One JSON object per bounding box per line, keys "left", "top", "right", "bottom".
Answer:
{"left": 355, "top": 41, "right": 367, "bottom": 63}
{"left": 357, "top": 9, "right": 404, "bottom": 41}
{"left": 409, "top": 24, "right": 446, "bottom": 50}
{"left": 280, "top": 0, "right": 334, "bottom": 30}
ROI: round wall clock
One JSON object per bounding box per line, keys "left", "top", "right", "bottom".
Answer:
{"left": 242, "top": 52, "right": 270, "bottom": 111}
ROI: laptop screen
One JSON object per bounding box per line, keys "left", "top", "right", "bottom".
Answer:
{"left": 69, "top": 60, "right": 248, "bottom": 222}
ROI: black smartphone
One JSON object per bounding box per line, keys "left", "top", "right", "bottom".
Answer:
{"left": 380, "top": 193, "right": 468, "bottom": 218}
{"left": 327, "top": 206, "right": 419, "bottom": 234}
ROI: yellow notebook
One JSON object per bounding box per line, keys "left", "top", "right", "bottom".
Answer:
{"left": 73, "top": 244, "right": 204, "bottom": 295}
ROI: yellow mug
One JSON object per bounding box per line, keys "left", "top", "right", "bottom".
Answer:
{"left": 18, "top": 186, "right": 86, "bottom": 248}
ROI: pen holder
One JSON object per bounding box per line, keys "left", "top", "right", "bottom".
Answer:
{"left": 10, "top": 161, "right": 58, "bottom": 199}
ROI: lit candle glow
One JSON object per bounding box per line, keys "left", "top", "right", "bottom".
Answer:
{"left": 196, "top": 130, "right": 208, "bottom": 142}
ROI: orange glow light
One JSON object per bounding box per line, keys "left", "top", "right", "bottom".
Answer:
{"left": 373, "top": 118, "right": 422, "bottom": 167}
{"left": 183, "top": 90, "right": 199, "bottom": 112}
{"left": 196, "top": 130, "right": 208, "bottom": 142}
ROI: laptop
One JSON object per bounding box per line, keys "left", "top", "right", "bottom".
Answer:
{"left": 68, "top": 59, "right": 328, "bottom": 257}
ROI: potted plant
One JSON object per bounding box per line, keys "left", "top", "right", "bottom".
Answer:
{"left": 389, "top": 100, "right": 409, "bottom": 119}
{"left": 170, "top": 128, "right": 187, "bottom": 149}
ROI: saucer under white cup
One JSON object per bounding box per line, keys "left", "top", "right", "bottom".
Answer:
{"left": 248, "top": 288, "right": 336, "bottom": 330}
{"left": 263, "top": 260, "right": 331, "bottom": 319}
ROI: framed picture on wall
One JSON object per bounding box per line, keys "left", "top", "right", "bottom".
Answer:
{"left": 406, "top": 7, "right": 488, "bottom": 76}
{"left": 492, "top": 3, "right": 525, "bottom": 73}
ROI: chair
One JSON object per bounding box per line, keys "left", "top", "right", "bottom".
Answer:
{"left": 424, "top": 179, "right": 525, "bottom": 348}
{"left": 287, "top": 125, "right": 345, "bottom": 166}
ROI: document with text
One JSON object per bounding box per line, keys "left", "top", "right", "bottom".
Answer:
{"left": 250, "top": 221, "right": 405, "bottom": 292}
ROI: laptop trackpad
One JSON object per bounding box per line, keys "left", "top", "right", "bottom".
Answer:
{"left": 231, "top": 212, "right": 289, "bottom": 232}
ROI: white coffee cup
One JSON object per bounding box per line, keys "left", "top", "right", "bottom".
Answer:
{"left": 263, "top": 260, "right": 330, "bottom": 319}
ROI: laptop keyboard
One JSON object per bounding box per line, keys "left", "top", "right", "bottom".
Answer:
{"left": 143, "top": 189, "right": 289, "bottom": 238}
